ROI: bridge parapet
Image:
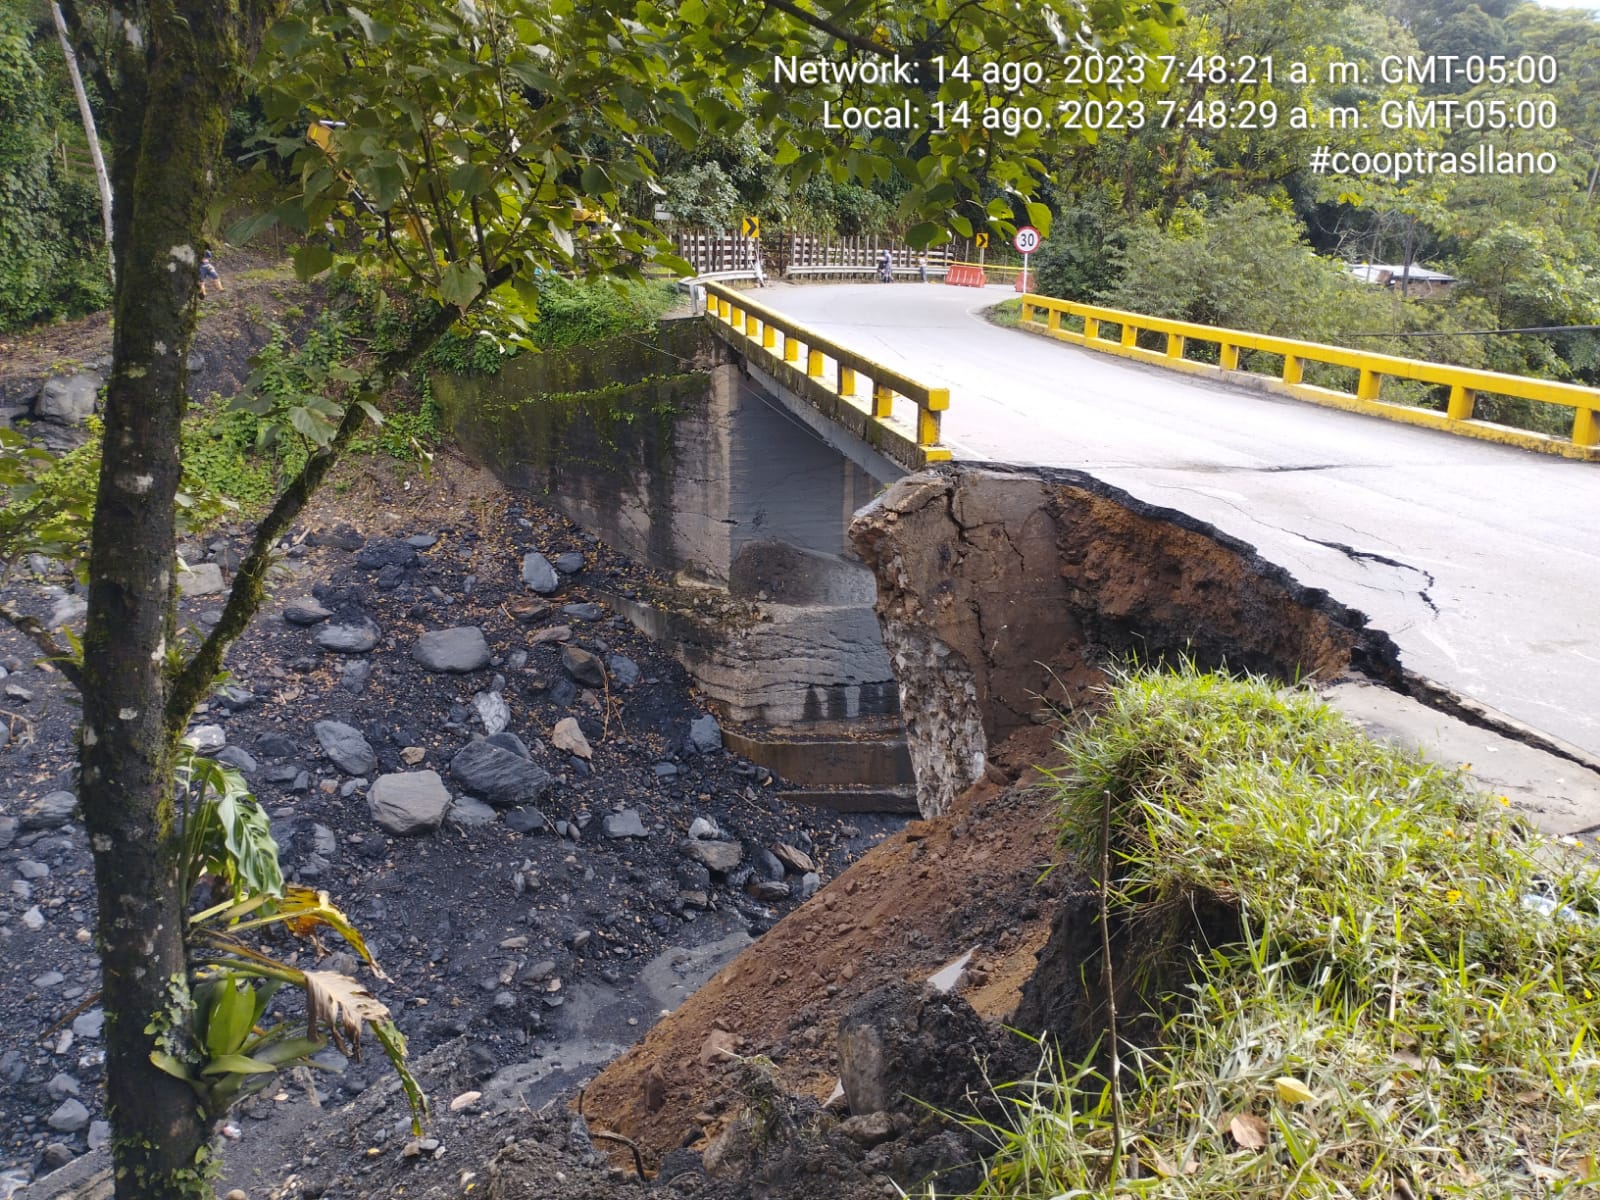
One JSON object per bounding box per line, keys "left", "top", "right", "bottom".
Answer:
{"left": 1019, "top": 294, "right": 1600, "bottom": 462}
{"left": 701, "top": 280, "right": 952, "bottom": 470}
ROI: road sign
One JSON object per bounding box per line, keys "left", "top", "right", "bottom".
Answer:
{"left": 740, "top": 214, "right": 760, "bottom": 239}
{"left": 1014, "top": 225, "right": 1042, "bottom": 293}
{"left": 974, "top": 232, "right": 989, "bottom": 250}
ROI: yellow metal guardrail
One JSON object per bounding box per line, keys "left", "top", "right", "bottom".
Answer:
{"left": 1018, "top": 294, "right": 1600, "bottom": 462}
{"left": 700, "top": 280, "right": 951, "bottom": 469}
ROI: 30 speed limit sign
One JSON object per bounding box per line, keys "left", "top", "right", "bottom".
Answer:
{"left": 1014, "top": 225, "right": 1043, "bottom": 292}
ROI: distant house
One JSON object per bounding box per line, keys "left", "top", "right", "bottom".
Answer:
{"left": 1349, "top": 262, "right": 1457, "bottom": 298}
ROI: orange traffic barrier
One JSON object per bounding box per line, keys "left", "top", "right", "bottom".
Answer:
{"left": 945, "top": 263, "right": 987, "bottom": 287}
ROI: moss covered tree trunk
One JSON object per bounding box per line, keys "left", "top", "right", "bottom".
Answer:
{"left": 74, "top": 4, "right": 286, "bottom": 1195}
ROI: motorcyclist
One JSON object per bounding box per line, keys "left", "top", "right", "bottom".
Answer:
{"left": 878, "top": 250, "right": 893, "bottom": 283}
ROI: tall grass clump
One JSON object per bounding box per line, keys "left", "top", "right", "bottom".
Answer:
{"left": 957, "top": 666, "right": 1600, "bottom": 1199}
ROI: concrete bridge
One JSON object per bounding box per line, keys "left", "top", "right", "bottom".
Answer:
{"left": 705, "top": 281, "right": 1600, "bottom": 764}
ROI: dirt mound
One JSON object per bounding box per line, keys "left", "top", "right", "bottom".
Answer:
{"left": 581, "top": 746, "right": 1066, "bottom": 1172}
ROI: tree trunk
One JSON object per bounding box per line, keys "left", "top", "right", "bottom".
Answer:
{"left": 49, "top": 2, "right": 114, "bottom": 284}
{"left": 76, "top": 4, "right": 287, "bottom": 1195}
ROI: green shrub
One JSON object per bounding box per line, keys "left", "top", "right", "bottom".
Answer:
{"left": 958, "top": 666, "right": 1600, "bottom": 1199}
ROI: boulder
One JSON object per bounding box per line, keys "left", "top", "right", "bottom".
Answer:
{"left": 368, "top": 772, "right": 451, "bottom": 835}
{"left": 604, "top": 810, "right": 647, "bottom": 839}
{"left": 413, "top": 626, "right": 491, "bottom": 673}
{"left": 450, "top": 740, "right": 553, "bottom": 807}
{"left": 314, "top": 720, "right": 377, "bottom": 776}
{"left": 178, "top": 562, "right": 227, "bottom": 597}
{"left": 315, "top": 620, "right": 381, "bottom": 654}
{"left": 283, "top": 599, "right": 334, "bottom": 626}
{"left": 448, "top": 795, "right": 498, "bottom": 828}
{"left": 688, "top": 713, "right": 722, "bottom": 754}
{"left": 683, "top": 837, "right": 743, "bottom": 873}
{"left": 521, "top": 552, "right": 560, "bottom": 594}
{"left": 551, "top": 717, "right": 592, "bottom": 760}
{"left": 34, "top": 373, "right": 101, "bottom": 425}
{"left": 21, "top": 791, "right": 76, "bottom": 831}
{"left": 560, "top": 646, "right": 606, "bottom": 688}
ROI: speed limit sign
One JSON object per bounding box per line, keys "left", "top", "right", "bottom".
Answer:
{"left": 1014, "top": 225, "right": 1042, "bottom": 292}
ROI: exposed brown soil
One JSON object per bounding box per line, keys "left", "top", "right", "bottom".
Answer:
{"left": 581, "top": 738, "right": 1067, "bottom": 1171}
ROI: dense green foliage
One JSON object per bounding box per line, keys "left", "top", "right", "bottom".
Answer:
{"left": 0, "top": 8, "right": 109, "bottom": 330}
{"left": 957, "top": 667, "right": 1600, "bottom": 1198}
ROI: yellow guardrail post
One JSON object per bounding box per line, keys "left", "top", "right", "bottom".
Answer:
{"left": 1166, "top": 333, "right": 1185, "bottom": 361}
{"left": 1021, "top": 300, "right": 1034, "bottom": 326}
{"left": 1282, "top": 355, "right": 1304, "bottom": 385}
{"left": 1084, "top": 316, "right": 1099, "bottom": 342}
{"left": 1220, "top": 343, "right": 1239, "bottom": 371}
{"left": 806, "top": 346, "right": 824, "bottom": 378}
{"left": 1047, "top": 307, "right": 1061, "bottom": 333}
{"left": 1120, "top": 322, "right": 1137, "bottom": 350}
{"left": 838, "top": 364, "right": 857, "bottom": 397}
{"left": 783, "top": 333, "right": 799, "bottom": 363}
{"left": 872, "top": 381, "right": 893, "bottom": 419}
{"left": 762, "top": 322, "right": 776, "bottom": 350}
{"left": 705, "top": 292, "right": 717, "bottom": 315}
{"left": 1575, "top": 407, "right": 1598, "bottom": 447}
{"left": 1357, "top": 368, "right": 1381, "bottom": 401}
{"left": 1447, "top": 385, "right": 1475, "bottom": 421}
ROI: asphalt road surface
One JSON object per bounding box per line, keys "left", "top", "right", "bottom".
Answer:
{"left": 754, "top": 282, "right": 1600, "bottom": 760}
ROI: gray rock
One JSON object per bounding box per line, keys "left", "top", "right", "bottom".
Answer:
{"left": 216, "top": 745, "right": 258, "bottom": 775}
{"left": 486, "top": 731, "right": 531, "bottom": 760}
{"left": 687, "top": 816, "right": 719, "bottom": 840}
{"left": 186, "top": 724, "right": 226, "bottom": 753}
{"left": 606, "top": 654, "right": 640, "bottom": 687}
{"left": 654, "top": 762, "right": 680, "bottom": 779}
{"left": 407, "top": 533, "right": 438, "bottom": 549}
{"left": 688, "top": 714, "right": 722, "bottom": 754}
{"left": 21, "top": 791, "right": 76, "bottom": 831}
{"left": 34, "top": 373, "right": 101, "bottom": 425}
{"left": 315, "top": 720, "right": 377, "bottom": 776}
{"left": 604, "top": 810, "right": 647, "bottom": 839}
{"left": 554, "top": 551, "right": 585, "bottom": 574}
{"left": 749, "top": 879, "right": 790, "bottom": 902}
{"left": 33, "top": 971, "right": 64, "bottom": 988}
{"left": 504, "top": 807, "right": 550, "bottom": 835}
{"left": 256, "top": 733, "right": 297, "bottom": 759}
{"left": 217, "top": 685, "right": 259, "bottom": 711}
{"left": 684, "top": 838, "right": 743, "bottom": 873}
{"left": 368, "top": 771, "right": 452, "bottom": 835}
{"left": 798, "top": 871, "right": 821, "bottom": 900}
{"left": 47, "top": 1073, "right": 80, "bottom": 1099}
{"left": 449, "top": 795, "right": 498, "bottom": 828}
{"left": 562, "top": 603, "right": 604, "bottom": 622}
{"left": 450, "top": 740, "right": 553, "bottom": 807}
{"left": 178, "top": 561, "right": 227, "bottom": 597}
{"left": 521, "top": 552, "right": 560, "bottom": 594}
{"left": 506, "top": 649, "right": 528, "bottom": 671}
{"left": 283, "top": 599, "right": 334, "bottom": 626}
{"left": 43, "top": 1143, "right": 74, "bottom": 1169}
{"left": 0, "top": 815, "right": 14, "bottom": 849}
{"left": 88, "top": 1121, "right": 111, "bottom": 1151}
{"left": 413, "top": 626, "right": 491, "bottom": 673}
{"left": 49, "top": 593, "right": 87, "bottom": 628}
{"left": 340, "top": 659, "right": 373, "bottom": 695}
{"left": 21, "top": 906, "right": 45, "bottom": 931}
{"left": 17, "top": 860, "right": 48, "bottom": 880}
{"left": 47, "top": 1098, "right": 89, "bottom": 1133}
{"left": 312, "top": 824, "right": 338, "bottom": 856}
{"left": 473, "top": 690, "right": 510, "bottom": 736}
{"left": 560, "top": 646, "right": 606, "bottom": 688}
{"left": 71, "top": 1009, "right": 104, "bottom": 1040}
{"left": 316, "top": 620, "right": 381, "bottom": 654}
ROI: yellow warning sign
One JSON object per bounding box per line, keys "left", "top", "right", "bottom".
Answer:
{"left": 974, "top": 232, "right": 989, "bottom": 250}
{"left": 740, "top": 215, "right": 761, "bottom": 239}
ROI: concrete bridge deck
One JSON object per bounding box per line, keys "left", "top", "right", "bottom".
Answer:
{"left": 749, "top": 282, "right": 1600, "bottom": 762}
